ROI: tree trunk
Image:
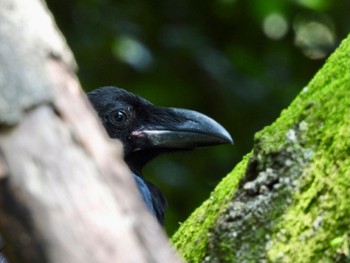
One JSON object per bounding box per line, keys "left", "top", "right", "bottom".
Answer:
{"left": 0, "top": 0, "right": 181, "bottom": 262}
{"left": 172, "top": 35, "right": 350, "bottom": 262}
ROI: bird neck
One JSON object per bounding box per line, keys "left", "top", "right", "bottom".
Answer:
{"left": 125, "top": 148, "right": 191, "bottom": 175}
{"left": 125, "top": 149, "right": 166, "bottom": 175}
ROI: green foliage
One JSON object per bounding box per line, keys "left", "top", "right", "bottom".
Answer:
{"left": 46, "top": 0, "right": 350, "bottom": 234}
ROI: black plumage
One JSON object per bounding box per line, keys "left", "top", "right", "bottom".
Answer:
{"left": 88, "top": 86, "right": 233, "bottom": 224}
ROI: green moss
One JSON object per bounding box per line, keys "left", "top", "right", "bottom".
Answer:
{"left": 171, "top": 154, "right": 250, "bottom": 262}
{"left": 265, "top": 35, "right": 350, "bottom": 262}
{"left": 172, "top": 34, "right": 350, "bottom": 262}
{"left": 204, "top": 128, "right": 315, "bottom": 262}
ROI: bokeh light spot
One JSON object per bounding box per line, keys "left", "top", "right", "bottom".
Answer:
{"left": 294, "top": 20, "right": 335, "bottom": 59}
{"left": 112, "top": 36, "right": 153, "bottom": 71}
{"left": 263, "top": 13, "right": 288, "bottom": 40}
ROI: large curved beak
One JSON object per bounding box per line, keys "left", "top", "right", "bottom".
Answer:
{"left": 131, "top": 108, "right": 233, "bottom": 150}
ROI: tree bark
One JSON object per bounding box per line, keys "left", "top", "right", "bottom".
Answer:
{"left": 172, "top": 35, "right": 350, "bottom": 262}
{"left": 0, "top": 0, "right": 181, "bottom": 262}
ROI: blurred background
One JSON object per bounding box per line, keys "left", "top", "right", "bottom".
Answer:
{"left": 46, "top": 0, "right": 350, "bottom": 234}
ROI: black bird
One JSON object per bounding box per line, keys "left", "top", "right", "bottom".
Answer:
{"left": 88, "top": 87, "right": 233, "bottom": 224}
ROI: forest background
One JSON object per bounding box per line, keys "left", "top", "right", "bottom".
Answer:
{"left": 46, "top": 0, "right": 350, "bottom": 234}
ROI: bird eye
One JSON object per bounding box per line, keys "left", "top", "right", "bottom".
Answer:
{"left": 109, "top": 110, "right": 128, "bottom": 127}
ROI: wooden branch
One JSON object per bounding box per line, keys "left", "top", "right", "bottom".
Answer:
{"left": 0, "top": 0, "right": 181, "bottom": 262}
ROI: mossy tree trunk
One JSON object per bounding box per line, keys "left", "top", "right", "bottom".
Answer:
{"left": 172, "top": 35, "right": 350, "bottom": 263}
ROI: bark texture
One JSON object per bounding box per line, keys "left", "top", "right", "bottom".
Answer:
{"left": 0, "top": 0, "right": 181, "bottom": 262}
{"left": 172, "top": 35, "right": 350, "bottom": 262}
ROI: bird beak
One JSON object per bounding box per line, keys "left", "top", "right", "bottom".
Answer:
{"left": 131, "top": 108, "right": 233, "bottom": 150}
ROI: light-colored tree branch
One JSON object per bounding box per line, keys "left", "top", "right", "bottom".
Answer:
{"left": 0, "top": 0, "right": 181, "bottom": 262}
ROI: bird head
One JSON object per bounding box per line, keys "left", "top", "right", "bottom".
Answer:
{"left": 88, "top": 86, "right": 233, "bottom": 174}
